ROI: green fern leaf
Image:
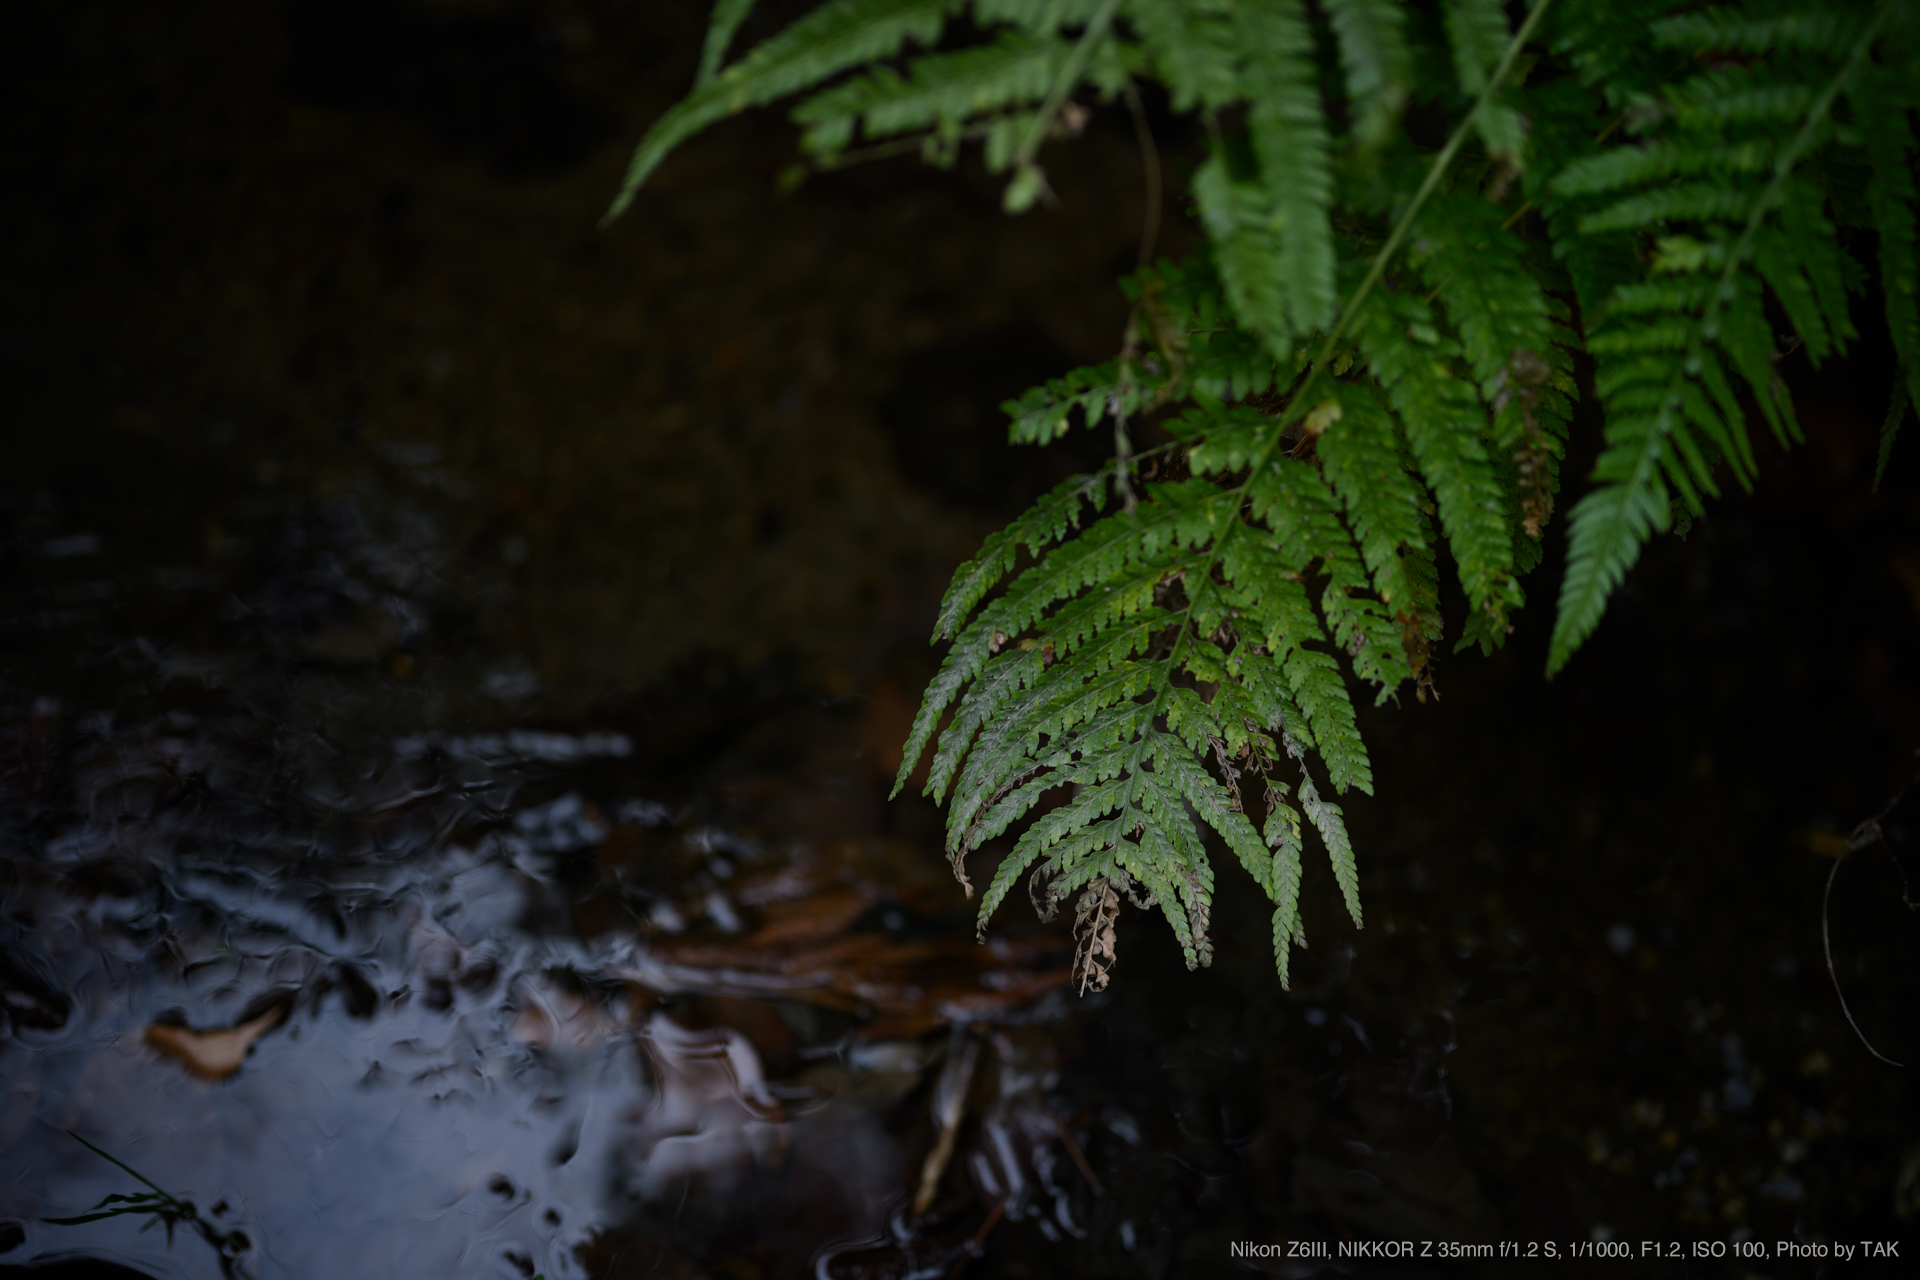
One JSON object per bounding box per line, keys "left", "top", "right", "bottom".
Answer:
{"left": 1548, "top": 5, "right": 1890, "bottom": 673}
{"left": 698, "top": 0, "right": 760, "bottom": 85}
{"left": 1125, "top": 0, "right": 1242, "bottom": 111}
{"left": 607, "top": 0, "right": 956, "bottom": 222}
{"left": 1354, "top": 290, "right": 1518, "bottom": 633}
{"left": 1857, "top": 72, "right": 1920, "bottom": 467}
{"left": 1192, "top": 157, "right": 1299, "bottom": 361}
{"left": 1668, "top": 77, "right": 1818, "bottom": 130}
{"left": 1004, "top": 362, "right": 1127, "bottom": 445}
{"left": 1324, "top": 0, "right": 1412, "bottom": 149}
{"left": 931, "top": 471, "right": 1108, "bottom": 643}
{"left": 1314, "top": 385, "right": 1427, "bottom": 614}
{"left": 976, "top": 0, "right": 1118, "bottom": 31}
{"left": 1654, "top": 8, "right": 1871, "bottom": 57}
{"left": 1215, "top": 523, "right": 1372, "bottom": 793}
{"left": 1752, "top": 179, "right": 1856, "bottom": 364}
{"left": 1265, "top": 780, "right": 1306, "bottom": 988}
{"left": 1245, "top": 0, "right": 1337, "bottom": 336}
{"left": 1299, "top": 773, "right": 1362, "bottom": 930}
{"left": 1547, "top": 0, "right": 1673, "bottom": 104}
{"left": 1125, "top": 817, "right": 1202, "bottom": 967}
{"left": 981, "top": 780, "right": 1127, "bottom": 924}
{"left": 793, "top": 25, "right": 1135, "bottom": 166}
{"left": 1444, "top": 0, "right": 1528, "bottom": 163}
{"left": 1411, "top": 190, "right": 1576, "bottom": 446}
{"left": 1152, "top": 740, "right": 1271, "bottom": 889}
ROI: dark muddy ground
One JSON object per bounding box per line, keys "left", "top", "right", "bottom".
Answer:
{"left": 3, "top": 3, "right": 1918, "bottom": 1278}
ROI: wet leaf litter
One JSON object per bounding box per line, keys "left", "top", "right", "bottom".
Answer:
{"left": 144, "top": 1004, "right": 290, "bottom": 1083}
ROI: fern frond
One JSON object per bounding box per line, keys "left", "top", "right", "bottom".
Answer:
{"left": 1125, "top": 0, "right": 1242, "bottom": 111}
{"left": 1245, "top": 0, "right": 1338, "bottom": 336}
{"left": 1354, "top": 288, "right": 1518, "bottom": 635}
{"left": 1667, "top": 77, "right": 1818, "bottom": 130}
{"left": 1413, "top": 190, "right": 1576, "bottom": 446}
{"left": 1548, "top": 3, "right": 1893, "bottom": 673}
{"left": 1547, "top": 0, "right": 1675, "bottom": 104}
{"left": 1654, "top": 7, "right": 1871, "bottom": 56}
{"left": 1000, "top": 0, "right": 1125, "bottom": 208}
{"left": 931, "top": 470, "right": 1109, "bottom": 643}
{"left": 1192, "top": 158, "right": 1299, "bottom": 360}
{"left": 1298, "top": 774, "right": 1361, "bottom": 930}
{"left": 606, "top": 0, "right": 956, "bottom": 222}
{"left": 1220, "top": 522, "right": 1372, "bottom": 790}
{"left": 1314, "top": 385, "right": 1427, "bottom": 614}
{"left": 1265, "top": 780, "right": 1306, "bottom": 988}
{"left": 1523, "top": 76, "right": 1644, "bottom": 316}
{"left": 1004, "top": 362, "right": 1122, "bottom": 445}
{"left": 791, "top": 32, "right": 1064, "bottom": 163}
{"left": 1753, "top": 179, "right": 1857, "bottom": 364}
{"left": 1252, "top": 449, "right": 1413, "bottom": 696}
{"left": 905, "top": 0, "right": 1553, "bottom": 985}
{"left": 1191, "top": 0, "right": 1345, "bottom": 374}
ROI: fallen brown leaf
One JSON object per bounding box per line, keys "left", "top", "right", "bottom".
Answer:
{"left": 144, "top": 1004, "right": 288, "bottom": 1081}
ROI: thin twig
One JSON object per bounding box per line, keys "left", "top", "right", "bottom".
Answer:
{"left": 1822, "top": 853, "right": 1903, "bottom": 1067}
{"left": 1499, "top": 198, "right": 1535, "bottom": 231}
{"left": 1122, "top": 82, "right": 1162, "bottom": 270}
{"left": 913, "top": 1025, "right": 983, "bottom": 1216}
{"left": 66, "top": 1131, "right": 169, "bottom": 1196}
{"left": 1820, "top": 772, "right": 1919, "bottom": 1067}
{"left": 1055, "top": 1119, "right": 1103, "bottom": 1195}
{"left": 1847, "top": 772, "right": 1919, "bottom": 908}
{"left": 945, "top": 1199, "right": 1007, "bottom": 1280}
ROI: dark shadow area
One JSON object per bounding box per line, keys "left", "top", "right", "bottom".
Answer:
{"left": 284, "top": 0, "right": 616, "bottom": 176}
{"left": 880, "top": 323, "right": 1113, "bottom": 513}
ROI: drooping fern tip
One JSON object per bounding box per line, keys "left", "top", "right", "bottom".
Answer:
{"left": 612, "top": 0, "right": 1920, "bottom": 989}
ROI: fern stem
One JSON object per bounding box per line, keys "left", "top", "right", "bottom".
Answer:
{"left": 1122, "top": 80, "right": 1163, "bottom": 270}
{"left": 1012, "top": 0, "right": 1123, "bottom": 171}
{"left": 65, "top": 1131, "right": 170, "bottom": 1197}
{"left": 1499, "top": 198, "right": 1534, "bottom": 231}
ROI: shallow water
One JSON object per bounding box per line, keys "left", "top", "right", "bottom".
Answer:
{"left": 5, "top": 3, "right": 1920, "bottom": 1277}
